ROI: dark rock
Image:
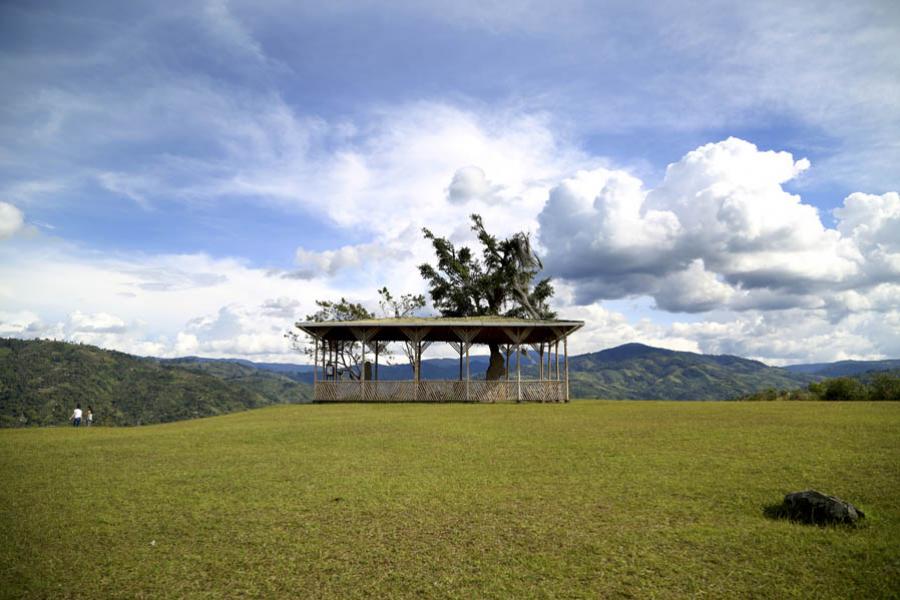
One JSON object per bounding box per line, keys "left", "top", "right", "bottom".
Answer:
{"left": 783, "top": 490, "right": 865, "bottom": 524}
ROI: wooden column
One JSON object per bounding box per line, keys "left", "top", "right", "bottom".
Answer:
{"left": 539, "top": 342, "right": 544, "bottom": 381}
{"left": 466, "top": 343, "right": 470, "bottom": 401}
{"left": 505, "top": 345, "right": 510, "bottom": 383}
{"left": 351, "top": 327, "right": 377, "bottom": 400}
{"left": 374, "top": 342, "right": 379, "bottom": 381}
{"left": 360, "top": 335, "right": 365, "bottom": 400}
{"left": 564, "top": 336, "right": 569, "bottom": 402}
{"left": 452, "top": 328, "right": 477, "bottom": 403}
{"left": 516, "top": 343, "right": 522, "bottom": 403}
{"left": 313, "top": 337, "right": 318, "bottom": 391}
{"left": 555, "top": 340, "right": 560, "bottom": 381}
{"left": 548, "top": 342, "right": 553, "bottom": 380}
{"left": 415, "top": 340, "right": 420, "bottom": 401}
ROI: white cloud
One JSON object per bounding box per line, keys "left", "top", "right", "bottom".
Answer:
{"left": 69, "top": 310, "right": 127, "bottom": 334}
{"left": 446, "top": 166, "right": 499, "bottom": 204}
{"left": 0, "top": 202, "right": 25, "bottom": 239}
{"left": 0, "top": 310, "right": 46, "bottom": 337}
{"left": 293, "top": 242, "right": 412, "bottom": 279}
{"left": 539, "top": 138, "right": 892, "bottom": 315}
{"left": 260, "top": 297, "right": 301, "bottom": 318}
{"left": 96, "top": 172, "right": 155, "bottom": 209}
{"left": 203, "top": 0, "right": 266, "bottom": 62}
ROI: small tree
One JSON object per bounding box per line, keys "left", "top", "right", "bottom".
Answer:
{"left": 289, "top": 289, "right": 426, "bottom": 378}
{"left": 288, "top": 298, "right": 376, "bottom": 381}
{"left": 377, "top": 287, "right": 426, "bottom": 371}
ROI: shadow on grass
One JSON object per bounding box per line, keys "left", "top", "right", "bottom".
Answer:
{"left": 762, "top": 502, "right": 791, "bottom": 521}
{"left": 762, "top": 502, "right": 867, "bottom": 529}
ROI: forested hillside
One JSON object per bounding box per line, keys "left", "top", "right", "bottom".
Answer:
{"left": 0, "top": 339, "right": 311, "bottom": 427}
{"left": 566, "top": 343, "right": 814, "bottom": 400}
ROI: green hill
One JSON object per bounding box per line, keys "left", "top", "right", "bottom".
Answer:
{"left": 568, "top": 343, "right": 814, "bottom": 400}
{"left": 0, "top": 338, "right": 311, "bottom": 427}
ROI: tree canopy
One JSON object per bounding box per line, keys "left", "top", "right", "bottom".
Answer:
{"left": 419, "top": 214, "right": 555, "bottom": 379}
{"left": 419, "top": 214, "right": 555, "bottom": 320}
{"left": 293, "top": 214, "right": 555, "bottom": 380}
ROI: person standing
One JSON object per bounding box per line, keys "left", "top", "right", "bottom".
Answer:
{"left": 71, "top": 404, "right": 82, "bottom": 427}
{"left": 86, "top": 406, "right": 93, "bottom": 427}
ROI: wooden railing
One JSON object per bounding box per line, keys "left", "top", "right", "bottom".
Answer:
{"left": 314, "top": 380, "right": 566, "bottom": 403}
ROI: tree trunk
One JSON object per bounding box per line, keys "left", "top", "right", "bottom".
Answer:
{"left": 485, "top": 343, "right": 506, "bottom": 380}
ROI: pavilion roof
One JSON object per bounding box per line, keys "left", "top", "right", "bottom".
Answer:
{"left": 295, "top": 316, "right": 583, "bottom": 345}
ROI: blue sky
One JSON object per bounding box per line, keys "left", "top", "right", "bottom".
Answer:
{"left": 1, "top": 0, "right": 898, "bottom": 363}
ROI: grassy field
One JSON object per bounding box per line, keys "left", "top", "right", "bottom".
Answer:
{"left": 1, "top": 402, "right": 898, "bottom": 599}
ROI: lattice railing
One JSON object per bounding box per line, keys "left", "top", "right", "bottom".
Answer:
{"left": 314, "top": 380, "right": 566, "bottom": 403}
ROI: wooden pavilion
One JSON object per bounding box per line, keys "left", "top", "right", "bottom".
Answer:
{"left": 296, "top": 317, "right": 584, "bottom": 403}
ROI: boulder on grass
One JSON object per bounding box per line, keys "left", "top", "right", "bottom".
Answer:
{"left": 783, "top": 490, "right": 865, "bottom": 524}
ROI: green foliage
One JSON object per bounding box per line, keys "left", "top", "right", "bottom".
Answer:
{"left": 419, "top": 213, "right": 555, "bottom": 319}
{"left": 566, "top": 344, "right": 813, "bottom": 400}
{"left": 377, "top": 286, "right": 426, "bottom": 319}
{"left": 287, "top": 297, "right": 377, "bottom": 381}
{"left": 0, "top": 338, "right": 311, "bottom": 427}
{"left": 305, "top": 297, "right": 375, "bottom": 322}
{"left": 377, "top": 287, "right": 427, "bottom": 368}
{"left": 869, "top": 371, "right": 900, "bottom": 402}
{"left": 2, "top": 402, "right": 898, "bottom": 598}
{"left": 741, "top": 370, "right": 900, "bottom": 402}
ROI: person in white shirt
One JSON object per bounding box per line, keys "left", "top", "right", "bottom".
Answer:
{"left": 71, "top": 404, "right": 82, "bottom": 427}
{"left": 86, "top": 406, "right": 93, "bottom": 426}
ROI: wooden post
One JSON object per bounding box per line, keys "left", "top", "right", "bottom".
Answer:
{"left": 505, "top": 345, "right": 510, "bottom": 383}
{"left": 504, "top": 344, "right": 510, "bottom": 402}
{"left": 416, "top": 339, "right": 422, "bottom": 402}
{"left": 564, "top": 336, "right": 569, "bottom": 402}
{"left": 374, "top": 342, "right": 379, "bottom": 381}
{"left": 458, "top": 345, "right": 463, "bottom": 381}
{"left": 313, "top": 337, "right": 318, "bottom": 399}
{"left": 466, "top": 343, "right": 470, "bottom": 402}
{"left": 555, "top": 340, "right": 560, "bottom": 381}
{"left": 360, "top": 335, "right": 365, "bottom": 401}
{"left": 548, "top": 342, "right": 553, "bottom": 380}
{"left": 539, "top": 342, "right": 544, "bottom": 381}
{"left": 516, "top": 343, "right": 521, "bottom": 403}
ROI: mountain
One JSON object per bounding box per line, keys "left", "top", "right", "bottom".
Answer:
{"left": 5, "top": 337, "right": 892, "bottom": 427}
{"left": 0, "top": 338, "right": 311, "bottom": 427}
{"left": 566, "top": 343, "right": 814, "bottom": 400}
{"left": 159, "top": 357, "right": 313, "bottom": 406}
{"left": 243, "top": 342, "right": 816, "bottom": 400}
{"left": 784, "top": 359, "right": 900, "bottom": 377}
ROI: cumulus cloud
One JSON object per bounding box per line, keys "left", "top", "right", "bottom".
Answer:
{"left": 0, "top": 310, "right": 46, "bottom": 337}
{"left": 184, "top": 304, "right": 294, "bottom": 357}
{"left": 446, "top": 166, "right": 499, "bottom": 204}
{"left": 69, "top": 310, "right": 128, "bottom": 334}
{"left": 293, "top": 242, "right": 412, "bottom": 279}
{"left": 539, "top": 138, "right": 891, "bottom": 316}
{"left": 260, "top": 297, "right": 301, "bottom": 318}
{"left": 0, "top": 202, "right": 25, "bottom": 239}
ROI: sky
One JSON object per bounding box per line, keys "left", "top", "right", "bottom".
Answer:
{"left": 1, "top": 0, "right": 898, "bottom": 365}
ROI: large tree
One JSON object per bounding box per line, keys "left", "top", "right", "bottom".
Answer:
{"left": 419, "top": 214, "right": 555, "bottom": 379}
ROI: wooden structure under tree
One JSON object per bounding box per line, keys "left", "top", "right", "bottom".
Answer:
{"left": 296, "top": 317, "right": 583, "bottom": 403}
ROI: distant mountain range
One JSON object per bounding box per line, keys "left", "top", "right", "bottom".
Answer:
{"left": 3, "top": 337, "right": 898, "bottom": 426}
{"left": 0, "top": 339, "right": 311, "bottom": 427}
{"left": 783, "top": 359, "right": 900, "bottom": 377}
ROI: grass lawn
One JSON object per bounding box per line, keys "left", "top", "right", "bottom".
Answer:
{"left": 1, "top": 401, "right": 898, "bottom": 598}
